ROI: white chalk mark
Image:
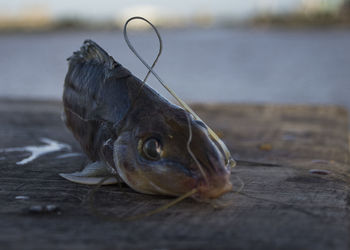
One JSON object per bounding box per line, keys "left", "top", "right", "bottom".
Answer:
{"left": 15, "top": 195, "right": 30, "bottom": 200}
{"left": 309, "top": 169, "right": 331, "bottom": 175}
{"left": 311, "top": 159, "right": 330, "bottom": 164}
{"left": 56, "top": 152, "right": 83, "bottom": 159}
{"left": 0, "top": 138, "right": 71, "bottom": 165}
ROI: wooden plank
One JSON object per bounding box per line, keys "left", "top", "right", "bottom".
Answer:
{"left": 0, "top": 99, "right": 349, "bottom": 250}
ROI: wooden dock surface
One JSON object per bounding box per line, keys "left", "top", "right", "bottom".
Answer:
{"left": 0, "top": 100, "right": 349, "bottom": 250}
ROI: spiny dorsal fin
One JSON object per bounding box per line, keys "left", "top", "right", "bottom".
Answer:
{"left": 68, "top": 39, "right": 117, "bottom": 70}
{"left": 67, "top": 39, "right": 131, "bottom": 81}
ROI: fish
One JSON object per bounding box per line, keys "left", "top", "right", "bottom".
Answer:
{"left": 61, "top": 40, "right": 234, "bottom": 201}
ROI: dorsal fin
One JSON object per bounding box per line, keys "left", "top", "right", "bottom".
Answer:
{"left": 63, "top": 39, "right": 135, "bottom": 160}
{"left": 67, "top": 39, "right": 131, "bottom": 84}
{"left": 68, "top": 39, "right": 117, "bottom": 71}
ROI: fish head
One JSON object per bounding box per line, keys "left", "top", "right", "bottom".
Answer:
{"left": 113, "top": 105, "right": 232, "bottom": 201}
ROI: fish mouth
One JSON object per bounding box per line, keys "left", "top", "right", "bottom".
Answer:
{"left": 192, "top": 173, "right": 233, "bottom": 201}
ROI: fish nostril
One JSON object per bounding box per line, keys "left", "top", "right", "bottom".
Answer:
{"left": 196, "top": 157, "right": 215, "bottom": 175}
{"left": 207, "top": 154, "right": 226, "bottom": 173}
{"left": 190, "top": 155, "right": 227, "bottom": 179}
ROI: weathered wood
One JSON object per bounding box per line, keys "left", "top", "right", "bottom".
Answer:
{"left": 0, "top": 99, "right": 349, "bottom": 250}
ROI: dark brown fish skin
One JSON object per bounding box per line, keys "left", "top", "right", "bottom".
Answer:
{"left": 63, "top": 40, "right": 231, "bottom": 199}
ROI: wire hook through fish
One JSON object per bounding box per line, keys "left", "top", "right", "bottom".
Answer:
{"left": 123, "top": 16, "right": 236, "bottom": 170}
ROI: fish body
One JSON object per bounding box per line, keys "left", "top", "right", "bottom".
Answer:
{"left": 62, "top": 40, "right": 232, "bottom": 200}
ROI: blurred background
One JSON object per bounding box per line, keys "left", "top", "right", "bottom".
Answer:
{"left": 0, "top": 0, "right": 349, "bottom": 109}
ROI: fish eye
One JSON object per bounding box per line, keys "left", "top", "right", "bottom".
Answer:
{"left": 142, "top": 138, "right": 162, "bottom": 160}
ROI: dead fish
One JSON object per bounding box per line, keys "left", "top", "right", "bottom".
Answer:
{"left": 61, "top": 40, "right": 233, "bottom": 201}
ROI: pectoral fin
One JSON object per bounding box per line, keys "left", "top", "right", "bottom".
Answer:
{"left": 59, "top": 161, "right": 121, "bottom": 185}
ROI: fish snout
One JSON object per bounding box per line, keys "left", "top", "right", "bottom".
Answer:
{"left": 193, "top": 170, "right": 232, "bottom": 200}
{"left": 189, "top": 143, "right": 233, "bottom": 200}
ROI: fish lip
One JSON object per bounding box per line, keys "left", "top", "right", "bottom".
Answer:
{"left": 186, "top": 156, "right": 232, "bottom": 200}
{"left": 191, "top": 173, "right": 233, "bottom": 201}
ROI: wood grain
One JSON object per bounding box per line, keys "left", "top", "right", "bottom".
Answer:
{"left": 0, "top": 99, "right": 349, "bottom": 250}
